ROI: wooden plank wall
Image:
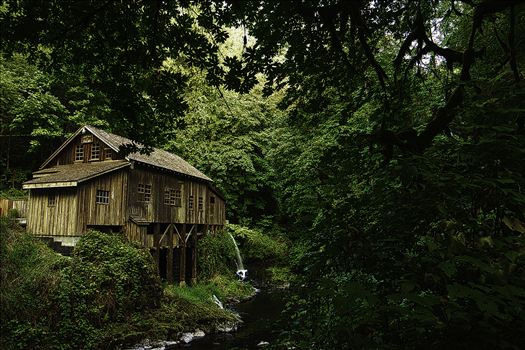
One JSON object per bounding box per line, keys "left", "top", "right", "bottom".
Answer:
{"left": 77, "top": 169, "right": 128, "bottom": 230}
{"left": 125, "top": 221, "right": 150, "bottom": 246}
{"left": 128, "top": 167, "right": 220, "bottom": 225}
{"left": 54, "top": 133, "right": 118, "bottom": 166}
{"left": 26, "top": 188, "right": 79, "bottom": 236}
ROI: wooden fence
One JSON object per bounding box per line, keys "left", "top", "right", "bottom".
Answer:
{"left": 0, "top": 198, "right": 28, "bottom": 217}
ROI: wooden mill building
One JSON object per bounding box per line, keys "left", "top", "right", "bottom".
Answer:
{"left": 22, "top": 125, "right": 226, "bottom": 285}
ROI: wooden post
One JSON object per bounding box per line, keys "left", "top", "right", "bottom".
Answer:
{"left": 179, "top": 223, "right": 186, "bottom": 287}
{"left": 154, "top": 223, "right": 160, "bottom": 274}
{"left": 191, "top": 232, "right": 197, "bottom": 285}
{"left": 167, "top": 224, "right": 174, "bottom": 283}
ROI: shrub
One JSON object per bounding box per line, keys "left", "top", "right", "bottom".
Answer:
{"left": 227, "top": 224, "right": 287, "bottom": 263}
{"left": 198, "top": 230, "right": 237, "bottom": 280}
{"left": 7, "top": 208, "right": 20, "bottom": 219}
{"left": 52, "top": 231, "right": 162, "bottom": 348}
{"left": 0, "top": 227, "right": 66, "bottom": 349}
{"left": 0, "top": 229, "right": 162, "bottom": 349}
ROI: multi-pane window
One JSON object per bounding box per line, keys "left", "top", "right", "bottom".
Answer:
{"left": 188, "top": 195, "right": 194, "bottom": 210}
{"left": 104, "top": 147, "right": 112, "bottom": 160}
{"left": 164, "top": 189, "right": 172, "bottom": 205}
{"left": 138, "top": 183, "right": 152, "bottom": 202}
{"left": 96, "top": 190, "right": 110, "bottom": 204}
{"left": 48, "top": 194, "right": 57, "bottom": 207}
{"left": 164, "top": 187, "right": 182, "bottom": 207}
{"left": 91, "top": 143, "right": 100, "bottom": 160}
{"left": 198, "top": 196, "right": 204, "bottom": 211}
{"left": 75, "top": 145, "right": 84, "bottom": 161}
{"left": 174, "top": 187, "right": 182, "bottom": 207}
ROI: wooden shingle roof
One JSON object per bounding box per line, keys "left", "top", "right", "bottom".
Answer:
{"left": 87, "top": 126, "right": 211, "bottom": 181}
{"left": 23, "top": 160, "right": 130, "bottom": 189}
{"left": 39, "top": 125, "right": 211, "bottom": 182}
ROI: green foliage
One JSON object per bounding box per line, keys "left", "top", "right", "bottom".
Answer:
{"left": 0, "top": 226, "right": 67, "bottom": 349}
{"left": 168, "top": 77, "right": 284, "bottom": 223}
{"left": 0, "top": 0, "right": 230, "bottom": 147}
{"left": 266, "top": 266, "right": 294, "bottom": 288}
{"left": 6, "top": 208, "right": 19, "bottom": 219}
{"left": 0, "top": 229, "right": 163, "bottom": 349}
{"left": 0, "top": 54, "right": 67, "bottom": 141}
{"left": 197, "top": 229, "right": 238, "bottom": 280}
{"left": 0, "top": 188, "right": 27, "bottom": 199}
{"left": 50, "top": 231, "right": 162, "bottom": 348}
{"left": 227, "top": 224, "right": 287, "bottom": 263}
{"left": 206, "top": 275, "right": 255, "bottom": 301}
{"left": 166, "top": 276, "right": 253, "bottom": 305}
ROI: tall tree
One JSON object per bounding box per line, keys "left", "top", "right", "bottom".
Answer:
{"left": 0, "top": 0, "right": 228, "bottom": 144}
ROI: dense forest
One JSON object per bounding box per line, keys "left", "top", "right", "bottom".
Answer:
{"left": 1, "top": 0, "right": 525, "bottom": 349}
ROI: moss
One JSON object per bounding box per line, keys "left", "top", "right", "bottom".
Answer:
{"left": 207, "top": 275, "right": 255, "bottom": 301}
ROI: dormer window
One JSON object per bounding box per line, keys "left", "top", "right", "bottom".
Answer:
{"left": 91, "top": 143, "right": 100, "bottom": 160}
{"left": 75, "top": 145, "right": 84, "bottom": 161}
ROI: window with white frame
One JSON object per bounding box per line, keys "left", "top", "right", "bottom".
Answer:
{"left": 75, "top": 145, "right": 84, "bottom": 161}
{"left": 91, "top": 143, "right": 100, "bottom": 160}
{"left": 96, "top": 190, "right": 110, "bottom": 204}
{"left": 164, "top": 186, "right": 182, "bottom": 207}
{"left": 138, "top": 183, "right": 152, "bottom": 202}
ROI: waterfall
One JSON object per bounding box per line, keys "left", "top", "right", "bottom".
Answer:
{"left": 227, "top": 232, "right": 248, "bottom": 280}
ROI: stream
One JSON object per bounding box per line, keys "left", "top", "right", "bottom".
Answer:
{"left": 189, "top": 288, "right": 286, "bottom": 349}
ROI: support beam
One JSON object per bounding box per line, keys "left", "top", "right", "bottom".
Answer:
{"left": 191, "top": 232, "right": 197, "bottom": 285}
{"left": 167, "top": 224, "right": 174, "bottom": 283}
{"left": 154, "top": 223, "right": 160, "bottom": 274}
{"left": 179, "top": 223, "right": 186, "bottom": 287}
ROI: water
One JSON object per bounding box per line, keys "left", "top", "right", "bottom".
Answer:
{"left": 227, "top": 232, "right": 244, "bottom": 270}
{"left": 189, "top": 289, "right": 286, "bottom": 349}
{"left": 227, "top": 232, "right": 248, "bottom": 281}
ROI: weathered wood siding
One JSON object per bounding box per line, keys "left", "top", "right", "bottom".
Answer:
{"left": 53, "top": 133, "right": 119, "bottom": 166}
{"left": 125, "top": 221, "right": 151, "bottom": 247}
{"left": 128, "top": 166, "right": 225, "bottom": 225}
{"left": 77, "top": 169, "right": 129, "bottom": 230}
{"left": 26, "top": 188, "right": 79, "bottom": 236}
{"left": 0, "top": 199, "right": 28, "bottom": 217}
{"left": 208, "top": 191, "right": 226, "bottom": 226}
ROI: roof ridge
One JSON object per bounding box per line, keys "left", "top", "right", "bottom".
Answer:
{"left": 83, "top": 125, "right": 212, "bottom": 182}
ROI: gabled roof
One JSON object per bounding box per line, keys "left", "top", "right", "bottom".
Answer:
{"left": 23, "top": 160, "right": 130, "bottom": 189}
{"left": 40, "top": 125, "right": 212, "bottom": 182}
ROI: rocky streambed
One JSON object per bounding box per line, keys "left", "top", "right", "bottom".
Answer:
{"left": 126, "top": 287, "right": 285, "bottom": 350}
